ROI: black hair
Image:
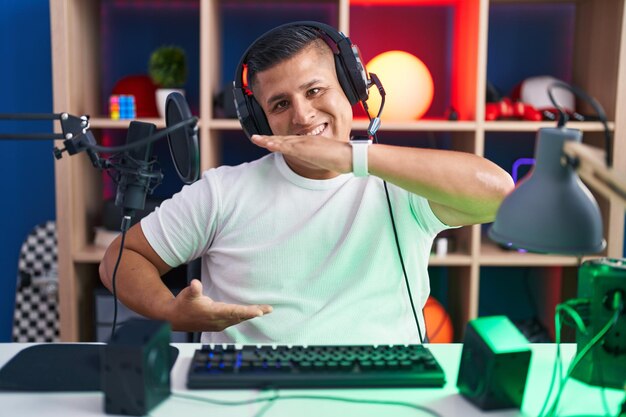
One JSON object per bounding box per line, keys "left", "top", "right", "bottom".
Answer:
{"left": 246, "top": 25, "right": 328, "bottom": 91}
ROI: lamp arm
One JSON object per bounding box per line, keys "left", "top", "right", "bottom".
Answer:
{"left": 563, "top": 141, "right": 626, "bottom": 205}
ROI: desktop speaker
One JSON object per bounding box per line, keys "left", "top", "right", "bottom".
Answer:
{"left": 571, "top": 258, "right": 626, "bottom": 389}
{"left": 457, "top": 315, "right": 531, "bottom": 410}
{"left": 102, "top": 319, "right": 172, "bottom": 416}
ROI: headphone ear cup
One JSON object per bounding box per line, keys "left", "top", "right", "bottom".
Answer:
{"left": 249, "top": 96, "right": 272, "bottom": 136}
{"left": 334, "top": 55, "right": 360, "bottom": 106}
{"left": 333, "top": 41, "right": 369, "bottom": 106}
{"left": 233, "top": 87, "right": 273, "bottom": 138}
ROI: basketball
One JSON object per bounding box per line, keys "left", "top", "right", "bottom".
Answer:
{"left": 424, "top": 296, "right": 454, "bottom": 343}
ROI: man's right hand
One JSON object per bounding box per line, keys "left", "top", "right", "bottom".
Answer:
{"left": 166, "top": 279, "right": 273, "bottom": 332}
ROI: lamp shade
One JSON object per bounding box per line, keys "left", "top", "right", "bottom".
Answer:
{"left": 488, "top": 127, "right": 606, "bottom": 255}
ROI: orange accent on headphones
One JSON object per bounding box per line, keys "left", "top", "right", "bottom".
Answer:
{"left": 242, "top": 64, "right": 253, "bottom": 95}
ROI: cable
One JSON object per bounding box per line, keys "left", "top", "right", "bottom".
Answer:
{"left": 538, "top": 304, "right": 566, "bottom": 417}
{"left": 362, "top": 91, "right": 425, "bottom": 344}
{"left": 84, "top": 117, "right": 198, "bottom": 153}
{"left": 557, "top": 302, "right": 589, "bottom": 336}
{"left": 547, "top": 81, "right": 612, "bottom": 167}
{"left": 538, "top": 297, "right": 591, "bottom": 417}
{"left": 169, "top": 391, "right": 444, "bottom": 417}
{"left": 253, "top": 393, "right": 278, "bottom": 417}
{"left": 544, "top": 298, "right": 622, "bottom": 417}
{"left": 382, "top": 177, "right": 425, "bottom": 344}
{"left": 109, "top": 215, "right": 133, "bottom": 340}
{"left": 538, "top": 300, "right": 591, "bottom": 417}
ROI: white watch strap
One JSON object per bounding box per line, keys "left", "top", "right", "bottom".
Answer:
{"left": 351, "top": 139, "right": 372, "bottom": 177}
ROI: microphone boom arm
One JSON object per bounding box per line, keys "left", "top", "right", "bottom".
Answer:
{"left": 1, "top": 93, "right": 200, "bottom": 184}
{"left": 0, "top": 112, "right": 105, "bottom": 168}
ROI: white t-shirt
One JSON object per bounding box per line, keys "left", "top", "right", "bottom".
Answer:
{"left": 141, "top": 153, "right": 450, "bottom": 345}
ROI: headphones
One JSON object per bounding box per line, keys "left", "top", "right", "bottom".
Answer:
{"left": 233, "top": 21, "right": 371, "bottom": 139}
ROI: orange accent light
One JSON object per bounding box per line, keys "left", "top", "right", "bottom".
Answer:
{"left": 366, "top": 50, "right": 434, "bottom": 121}
{"left": 242, "top": 64, "right": 249, "bottom": 89}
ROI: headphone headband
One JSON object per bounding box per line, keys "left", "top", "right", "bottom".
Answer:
{"left": 233, "top": 21, "right": 370, "bottom": 139}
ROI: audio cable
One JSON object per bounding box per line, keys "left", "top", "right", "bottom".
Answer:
{"left": 168, "top": 390, "right": 444, "bottom": 417}
{"left": 363, "top": 74, "right": 425, "bottom": 344}
{"left": 109, "top": 215, "right": 133, "bottom": 340}
{"left": 547, "top": 81, "right": 611, "bottom": 167}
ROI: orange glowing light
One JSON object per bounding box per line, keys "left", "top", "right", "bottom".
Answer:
{"left": 365, "top": 50, "right": 434, "bottom": 121}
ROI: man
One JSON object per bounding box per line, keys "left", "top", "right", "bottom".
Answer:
{"left": 99, "top": 22, "right": 514, "bottom": 344}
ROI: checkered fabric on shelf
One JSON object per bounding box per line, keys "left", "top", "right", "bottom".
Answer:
{"left": 12, "top": 221, "right": 59, "bottom": 342}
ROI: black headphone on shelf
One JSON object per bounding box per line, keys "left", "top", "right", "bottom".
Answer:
{"left": 232, "top": 21, "right": 371, "bottom": 139}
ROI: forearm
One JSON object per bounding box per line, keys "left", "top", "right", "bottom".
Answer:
{"left": 99, "top": 232, "right": 176, "bottom": 322}
{"left": 248, "top": 133, "right": 514, "bottom": 225}
{"left": 368, "top": 144, "right": 514, "bottom": 224}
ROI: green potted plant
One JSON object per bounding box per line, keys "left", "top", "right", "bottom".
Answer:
{"left": 148, "top": 45, "right": 187, "bottom": 118}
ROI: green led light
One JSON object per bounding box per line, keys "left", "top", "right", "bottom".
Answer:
{"left": 470, "top": 316, "right": 529, "bottom": 354}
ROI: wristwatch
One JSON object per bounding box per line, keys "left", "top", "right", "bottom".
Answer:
{"left": 350, "top": 136, "right": 373, "bottom": 177}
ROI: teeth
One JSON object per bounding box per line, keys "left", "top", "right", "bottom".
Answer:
{"left": 302, "top": 124, "right": 325, "bottom": 136}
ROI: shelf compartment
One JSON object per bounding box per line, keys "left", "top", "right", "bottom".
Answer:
{"left": 476, "top": 265, "right": 579, "bottom": 342}
{"left": 349, "top": 0, "right": 481, "bottom": 121}
{"left": 486, "top": 0, "right": 624, "bottom": 120}
{"left": 100, "top": 0, "right": 202, "bottom": 117}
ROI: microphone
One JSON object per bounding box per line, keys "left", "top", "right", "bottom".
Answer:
{"left": 105, "top": 92, "right": 198, "bottom": 226}
{"left": 114, "top": 121, "right": 164, "bottom": 220}
{"left": 366, "top": 73, "right": 385, "bottom": 137}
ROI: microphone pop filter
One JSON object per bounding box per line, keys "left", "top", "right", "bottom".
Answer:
{"left": 165, "top": 92, "right": 200, "bottom": 184}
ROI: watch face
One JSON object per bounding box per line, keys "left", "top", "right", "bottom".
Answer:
{"left": 350, "top": 135, "right": 372, "bottom": 144}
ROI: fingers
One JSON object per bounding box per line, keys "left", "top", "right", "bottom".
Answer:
{"left": 184, "top": 279, "right": 203, "bottom": 298}
{"left": 214, "top": 302, "right": 273, "bottom": 325}
{"left": 189, "top": 278, "right": 202, "bottom": 290}
{"left": 177, "top": 279, "right": 273, "bottom": 330}
{"left": 258, "top": 304, "right": 273, "bottom": 314}
{"left": 251, "top": 134, "right": 283, "bottom": 152}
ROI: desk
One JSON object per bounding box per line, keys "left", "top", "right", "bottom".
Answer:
{"left": 0, "top": 343, "right": 623, "bottom": 416}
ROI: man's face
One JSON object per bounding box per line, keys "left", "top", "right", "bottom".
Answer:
{"left": 252, "top": 42, "right": 353, "bottom": 145}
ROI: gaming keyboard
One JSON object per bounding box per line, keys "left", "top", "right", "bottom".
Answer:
{"left": 187, "top": 344, "right": 446, "bottom": 389}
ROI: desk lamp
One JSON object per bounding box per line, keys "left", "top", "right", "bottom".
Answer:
{"left": 488, "top": 82, "right": 625, "bottom": 254}
{"left": 488, "top": 82, "right": 626, "bottom": 397}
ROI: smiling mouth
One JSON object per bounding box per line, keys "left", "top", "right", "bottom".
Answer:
{"left": 298, "top": 123, "right": 327, "bottom": 136}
